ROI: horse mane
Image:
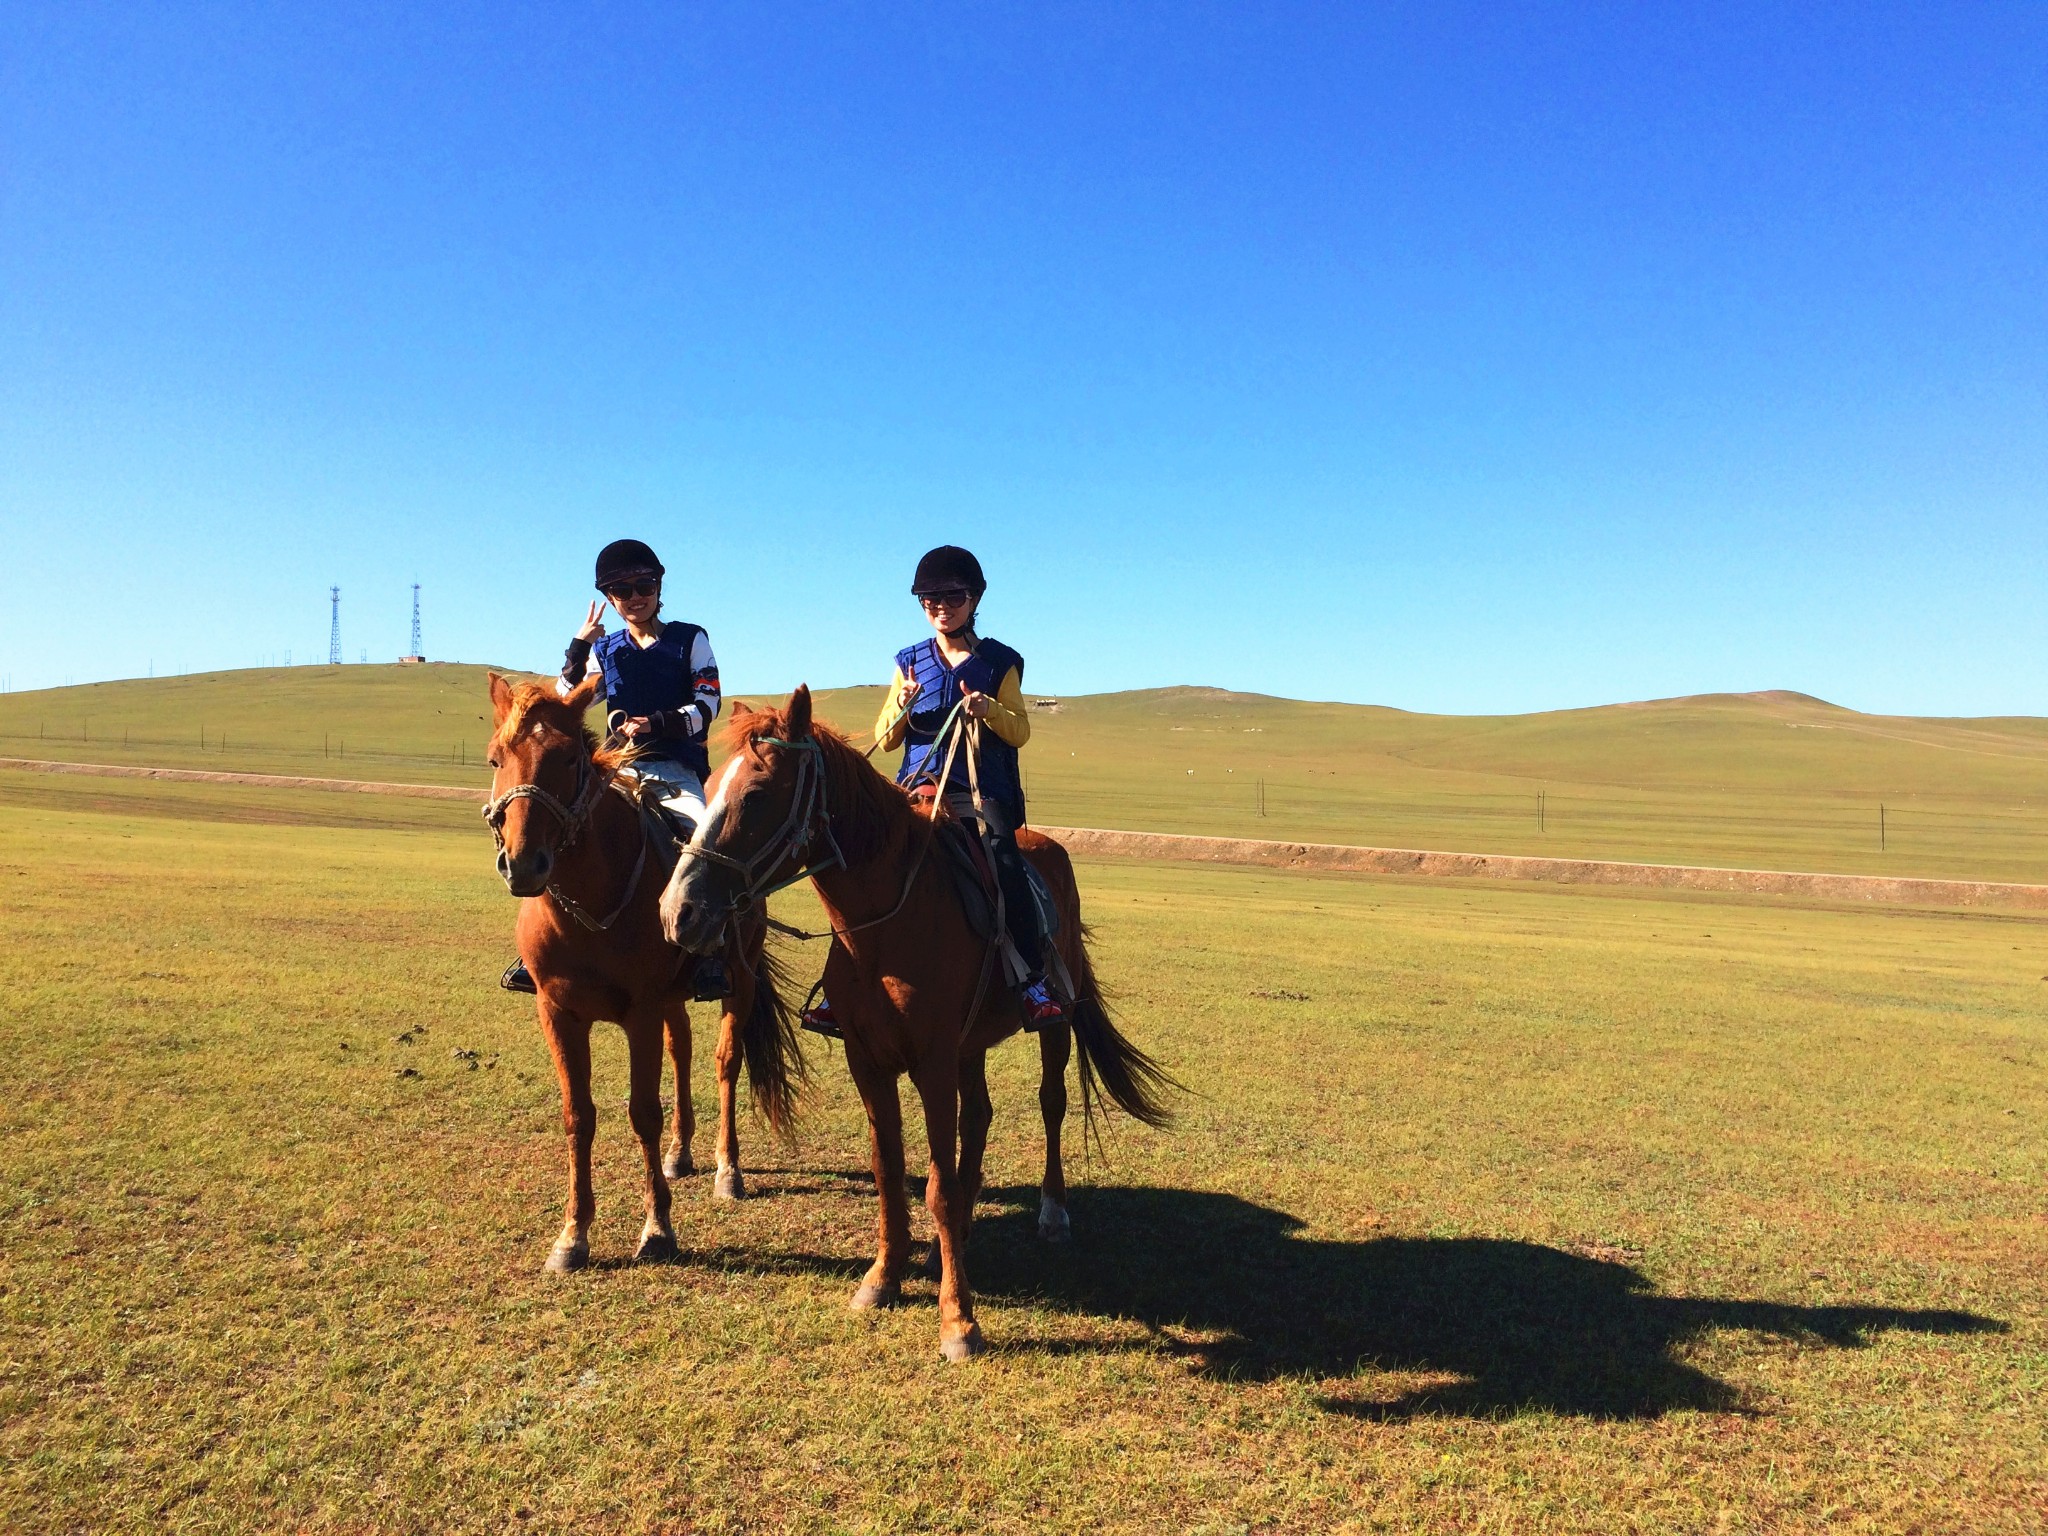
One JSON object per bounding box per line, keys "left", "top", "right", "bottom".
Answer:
{"left": 493, "top": 680, "right": 616, "bottom": 767}
{"left": 720, "top": 703, "right": 921, "bottom": 867}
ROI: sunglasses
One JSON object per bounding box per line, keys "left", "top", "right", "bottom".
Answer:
{"left": 605, "top": 579, "right": 660, "bottom": 600}
{"left": 918, "top": 588, "right": 971, "bottom": 610}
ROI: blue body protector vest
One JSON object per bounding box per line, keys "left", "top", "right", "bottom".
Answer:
{"left": 595, "top": 622, "right": 710, "bottom": 778}
{"left": 894, "top": 636, "right": 1026, "bottom": 823}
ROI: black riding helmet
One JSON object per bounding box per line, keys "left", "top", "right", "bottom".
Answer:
{"left": 595, "top": 538, "right": 664, "bottom": 591}
{"left": 911, "top": 545, "right": 986, "bottom": 598}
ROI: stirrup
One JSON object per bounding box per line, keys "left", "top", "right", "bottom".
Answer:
{"left": 690, "top": 955, "right": 729, "bottom": 1003}
{"left": 500, "top": 958, "right": 537, "bottom": 995}
{"left": 799, "top": 982, "right": 843, "bottom": 1040}
{"left": 1020, "top": 978, "right": 1065, "bottom": 1028}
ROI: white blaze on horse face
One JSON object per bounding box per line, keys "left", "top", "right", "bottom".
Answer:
{"left": 674, "top": 754, "right": 744, "bottom": 907}
{"left": 689, "top": 756, "right": 743, "bottom": 852}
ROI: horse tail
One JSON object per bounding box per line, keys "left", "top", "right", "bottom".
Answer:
{"left": 1068, "top": 918, "right": 1179, "bottom": 1136}
{"left": 738, "top": 932, "right": 808, "bottom": 1138}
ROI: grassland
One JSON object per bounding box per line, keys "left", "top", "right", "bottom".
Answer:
{"left": 2, "top": 772, "right": 2042, "bottom": 1532}
{"left": 4, "top": 666, "right": 2045, "bottom": 882}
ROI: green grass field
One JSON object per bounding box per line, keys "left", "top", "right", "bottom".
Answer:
{"left": 2, "top": 772, "right": 2042, "bottom": 1532}
{"left": 3, "top": 665, "right": 2045, "bottom": 881}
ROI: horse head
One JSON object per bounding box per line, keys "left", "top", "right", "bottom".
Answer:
{"left": 659, "top": 685, "right": 821, "bottom": 952}
{"left": 484, "top": 671, "right": 602, "bottom": 897}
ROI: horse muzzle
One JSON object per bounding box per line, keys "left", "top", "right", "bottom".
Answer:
{"left": 658, "top": 865, "right": 726, "bottom": 952}
{"left": 498, "top": 846, "right": 553, "bottom": 898}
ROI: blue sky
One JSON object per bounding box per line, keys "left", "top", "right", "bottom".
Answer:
{"left": 2, "top": 3, "right": 2042, "bottom": 714}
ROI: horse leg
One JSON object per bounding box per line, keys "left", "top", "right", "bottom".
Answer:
{"left": 1036, "top": 1018, "right": 1072, "bottom": 1243}
{"left": 913, "top": 1057, "right": 983, "bottom": 1361}
{"left": 661, "top": 1004, "right": 696, "bottom": 1181}
{"left": 846, "top": 1050, "right": 911, "bottom": 1311}
{"left": 538, "top": 1000, "right": 597, "bottom": 1273}
{"left": 923, "top": 1050, "right": 993, "bottom": 1281}
{"left": 626, "top": 1017, "right": 678, "bottom": 1262}
{"left": 710, "top": 965, "right": 750, "bottom": 1200}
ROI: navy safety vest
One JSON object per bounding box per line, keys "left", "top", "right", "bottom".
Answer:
{"left": 594, "top": 621, "right": 711, "bottom": 778}
{"left": 894, "top": 636, "right": 1026, "bottom": 823}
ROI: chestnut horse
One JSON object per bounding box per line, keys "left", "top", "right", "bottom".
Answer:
{"left": 659, "top": 687, "right": 1174, "bottom": 1359}
{"left": 485, "top": 673, "right": 805, "bottom": 1272}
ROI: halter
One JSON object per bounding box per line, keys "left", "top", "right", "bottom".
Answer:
{"left": 482, "top": 748, "right": 651, "bottom": 933}
{"left": 673, "top": 735, "right": 845, "bottom": 917}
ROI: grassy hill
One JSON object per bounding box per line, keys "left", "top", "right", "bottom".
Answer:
{"left": 2, "top": 665, "right": 2045, "bottom": 881}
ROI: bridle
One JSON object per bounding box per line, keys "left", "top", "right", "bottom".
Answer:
{"left": 673, "top": 735, "right": 844, "bottom": 920}
{"left": 677, "top": 730, "right": 960, "bottom": 947}
{"left": 482, "top": 744, "right": 651, "bottom": 933}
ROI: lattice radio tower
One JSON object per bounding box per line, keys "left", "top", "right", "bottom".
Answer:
{"left": 410, "top": 583, "right": 422, "bottom": 657}
{"left": 328, "top": 586, "right": 342, "bottom": 665}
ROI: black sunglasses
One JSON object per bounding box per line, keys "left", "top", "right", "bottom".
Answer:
{"left": 918, "top": 588, "right": 971, "bottom": 610}
{"left": 605, "top": 578, "right": 660, "bottom": 600}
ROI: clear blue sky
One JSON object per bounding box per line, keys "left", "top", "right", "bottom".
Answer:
{"left": 2, "top": 3, "right": 2042, "bottom": 714}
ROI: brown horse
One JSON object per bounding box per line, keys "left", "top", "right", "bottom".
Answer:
{"left": 485, "top": 673, "right": 805, "bottom": 1272}
{"left": 658, "top": 686, "right": 1174, "bottom": 1359}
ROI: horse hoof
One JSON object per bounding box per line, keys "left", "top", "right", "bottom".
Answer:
{"left": 544, "top": 1240, "right": 589, "bottom": 1275}
{"left": 712, "top": 1168, "right": 745, "bottom": 1201}
{"left": 634, "top": 1230, "right": 678, "bottom": 1264}
{"left": 662, "top": 1151, "right": 695, "bottom": 1181}
{"left": 850, "top": 1280, "right": 902, "bottom": 1311}
{"left": 1037, "top": 1198, "right": 1072, "bottom": 1244}
{"left": 939, "top": 1324, "right": 986, "bottom": 1362}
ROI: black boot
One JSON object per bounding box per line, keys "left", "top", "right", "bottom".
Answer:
{"left": 500, "top": 958, "right": 537, "bottom": 994}
{"left": 691, "top": 954, "right": 730, "bottom": 1003}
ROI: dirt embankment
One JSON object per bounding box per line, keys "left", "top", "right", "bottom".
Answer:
{"left": 0, "top": 757, "right": 481, "bottom": 802}
{"left": 1036, "top": 827, "right": 2048, "bottom": 911}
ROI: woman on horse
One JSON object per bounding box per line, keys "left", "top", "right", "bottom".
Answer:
{"left": 500, "top": 537, "right": 728, "bottom": 999}
{"left": 802, "top": 545, "right": 1065, "bottom": 1033}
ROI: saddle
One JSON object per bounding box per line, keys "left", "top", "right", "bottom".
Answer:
{"left": 611, "top": 771, "right": 693, "bottom": 858}
{"left": 909, "top": 787, "right": 1059, "bottom": 985}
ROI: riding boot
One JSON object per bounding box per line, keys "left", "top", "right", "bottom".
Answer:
{"left": 500, "top": 958, "right": 537, "bottom": 995}
{"left": 987, "top": 816, "right": 1063, "bottom": 1028}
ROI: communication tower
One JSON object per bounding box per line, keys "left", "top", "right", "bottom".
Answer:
{"left": 399, "top": 582, "right": 426, "bottom": 664}
{"left": 328, "top": 587, "right": 342, "bottom": 665}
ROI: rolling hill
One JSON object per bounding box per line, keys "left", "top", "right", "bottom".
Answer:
{"left": 2, "top": 666, "right": 2044, "bottom": 881}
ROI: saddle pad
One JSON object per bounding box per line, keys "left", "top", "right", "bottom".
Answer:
{"left": 935, "top": 817, "right": 1059, "bottom": 946}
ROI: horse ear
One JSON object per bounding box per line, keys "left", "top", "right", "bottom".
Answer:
{"left": 563, "top": 675, "right": 601, "bottom": 714}
{"left": 488, "top": 671, "right": 515, "bottom": 724}
{"left": 730, "top": 700, "right": 754, "bottom": 719}
{"left": 786, "top": 685, "right": 812, "bottom": 739}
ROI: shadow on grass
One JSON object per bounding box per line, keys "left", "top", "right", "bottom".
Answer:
{"left": 943, "top": 1184, "right": 2002, "bottom": 1419}
{"left": 670, "top": 1177, "right": 2002, "bottom": 1418}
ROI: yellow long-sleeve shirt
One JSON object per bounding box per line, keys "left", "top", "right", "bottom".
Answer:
{"left": 873, "top": 661, "right": 1032, "bottom": 751}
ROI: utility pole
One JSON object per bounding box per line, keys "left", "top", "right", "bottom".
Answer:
{"left": 329, "top": 587, "right": 342, "bottom": 665}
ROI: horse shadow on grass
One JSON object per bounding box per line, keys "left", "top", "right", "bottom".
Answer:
{"left": 902, "top": 1184, "right": 2000, "bottom": 1420}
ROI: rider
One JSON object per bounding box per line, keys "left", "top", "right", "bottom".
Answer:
{"left": 802, "top": 545, "right": 1064, "bottom": 1034}
{"left": 499, "top": 538, "right": 729, "bottom": 999}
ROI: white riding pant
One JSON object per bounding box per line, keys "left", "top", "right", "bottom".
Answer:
{"left": 622, "top": 758, "right": 707, "bottom": 830}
